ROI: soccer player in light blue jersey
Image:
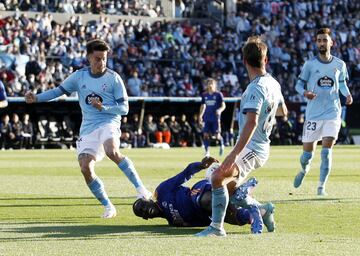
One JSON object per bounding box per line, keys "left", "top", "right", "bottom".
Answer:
{"left": 293, "top": 28, "right": 353, "bottom": 196}
{"left": 199, "top": 78, "right": 226, "bottom": 157}
{"left": 196, "top": 36, "right": 287, "bottom": 237}
{"left": 25, "top": 39, "right": 152, "bottom": 218}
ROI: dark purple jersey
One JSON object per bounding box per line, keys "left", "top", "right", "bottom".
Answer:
{"left": 201, "top": 92, "right": 224, "bottom": 122}
{"left": 155, "top": 162, "right": 212, "bottom": 227}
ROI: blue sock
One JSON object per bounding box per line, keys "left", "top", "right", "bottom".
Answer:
{"left": 211, "top": 186, "right": 229, "bottom": 230}
{"left": 300, "top": 151, "right": 314, "bottom": 173}
{"left": 118, "top": 157, "right": 143, "bottom": 189}
{"left": 88, "top": 177, "right": 111, "bottom": 207}
{"left": 319, "top": 148, "right": 332, "bottom": 187}
{"left": 204, "top": 139, "right": 209, "bottom": 152}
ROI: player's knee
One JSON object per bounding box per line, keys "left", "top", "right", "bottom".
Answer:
{"left": 211, "top": 170, "right": 225, "bottom": 187}
{"left": 105, "top": 147, "right": 121, "bottom": 161}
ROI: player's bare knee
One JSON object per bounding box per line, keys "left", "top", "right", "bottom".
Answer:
{"left": 211, "top": 170, "right": 225, "bottom": 188}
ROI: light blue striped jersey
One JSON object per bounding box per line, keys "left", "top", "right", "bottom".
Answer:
{"left": 238, "top": 73, "right": 285, "bottom": 159}
{"left": 295, "top": 56, "right": 350, "bottom": 120}
{"left": 59, "top": 67, "right": 128, "bottom": 136}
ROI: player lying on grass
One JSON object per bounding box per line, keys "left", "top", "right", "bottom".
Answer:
{"left": 133, "top": 157, "right": 275, "bottom": 234}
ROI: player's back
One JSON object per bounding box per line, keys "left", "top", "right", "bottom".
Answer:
{"left": 238, "top": 73, "right": 284, "bottom": 159}
{"left": 156, "top": 182, "right": 211, "bottom": 227}
{"left": 301, "top": 56, "right": 346, "bottom": 120}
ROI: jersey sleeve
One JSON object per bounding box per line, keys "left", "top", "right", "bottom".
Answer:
{"left": 242, "top": 86, "right": 264, "bottom": 114}
{"left": 59, "top": 71, "right": 79, "bottom": 95}
{"left": 295, "top": 61, "right": 311, "bottom": 95}
{"left": 339, "top": 62, "right": 350, "bottom": 97}
{"left": 101, "top": 73, "right": 129, "bottom": 115}
{"left": 156, "top": 162, "right": 202, "bottom": 195}
{"left": 201, "top": 96, "right": 205, "bottom": 104}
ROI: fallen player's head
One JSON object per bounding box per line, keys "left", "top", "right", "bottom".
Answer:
{"left": 133, "top": 198, "right": 162, "bottom": 219}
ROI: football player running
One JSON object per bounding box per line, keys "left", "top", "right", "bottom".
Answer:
{"left": 25, "top": 39, "right": 151, "bottom": 218}
{"left": 293, "top": 28, "right": 353, "bottom": 195}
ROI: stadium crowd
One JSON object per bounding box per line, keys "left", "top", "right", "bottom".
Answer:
{"left": 0, "top": 0, "right": 359, "bottom": 149}
{"left": 0, "top": 0, "right": 359, "bottom": 101}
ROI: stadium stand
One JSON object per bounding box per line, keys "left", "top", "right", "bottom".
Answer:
{"left": 0, "top": 0, "right": 359, "bottom": 148}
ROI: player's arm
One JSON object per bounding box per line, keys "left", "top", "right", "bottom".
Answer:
{"left": 199, "top": 103, "right": 206, "bottom": 123}
{"left": 25, "top": 87, "right": 65, "bottom": 103}
{"left": 295, "top": 61, "right": 316, "bottom": 100}
{"left": 221, "top": 111, "right": 258, "bottom": 171}
{"left": 157, "top": 157, "right": 218, "bottom": 193}
{"left": 339, "top": 63, "right": 353, "bottom": 105}
{"left": 276, "top": 94, "right": 288, "bottom": 117}
{"left": 216, "top": 101, "right": 226, "bottom": 116}
{"left": 25, "top": 72, "right": 78, "bottom": 103}
{"left": 93, "top": 74, "right": 129, "bottom": 115}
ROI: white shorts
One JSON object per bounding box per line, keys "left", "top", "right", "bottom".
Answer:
{"left": 76, "top": 123, "right": 121, "bottom": 161}
{"left": 234, "top": 147, "right": 267, "bottom": 184}
{"left": 302, "top": 119, "right": 341, "bottom": 143}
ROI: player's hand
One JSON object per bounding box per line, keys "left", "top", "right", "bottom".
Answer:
{"left": 91, "top": 98, "right": 103, "bottom": 111}
{"left": 304, "top": 91, "right": 316, "bottom": 100}
{"left": 25, "top": 91, "right": 37, "bottom": 103}
{"left": 346, "top": 94, "right": 353, "bottom": 105}
{"left": 219, "top": 151, "right": 237, "bottom": 172}
{"left": 200, "top": 156, "right": 219, "bottom": 169}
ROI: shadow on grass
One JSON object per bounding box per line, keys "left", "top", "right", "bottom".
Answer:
{"left": 1, "top": 224, "right": 211, "bottom": 241}
{"left": 272, "top": 197, "right": 360, "bottom": 204}
{"left": 0, "top": 197, "right": 135, "bottom": 208}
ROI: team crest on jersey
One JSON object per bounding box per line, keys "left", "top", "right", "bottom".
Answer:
{"left": 162, "top": 201, "right": 168, "bottom": 209}
{"left": 102, "top": 84, "right": 108, "bottom": 92}
{"left": 81, "top": 84, "right": 86, "bottom": 89}
{"left": 317, "top": 76, "right": 334, "bottom": 88}
{"left": 85, "top": 93, "right": 103, "bottom": 105}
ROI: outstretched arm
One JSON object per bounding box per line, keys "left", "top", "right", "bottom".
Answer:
{"left": 25, "top": 87, "right": 65, "bottom": 103}
{"left": 157, "top": 157, "right": 218, "bottom": 193}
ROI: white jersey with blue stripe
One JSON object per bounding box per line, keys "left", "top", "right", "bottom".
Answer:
{"left": 296, "top": 56, "right": 350, "bottom": 120}
{"left": 238, "top": 73, "right": 284, "bottom": 159}
{"left": 59, "top": 67, "right": 128, "bottom": 136}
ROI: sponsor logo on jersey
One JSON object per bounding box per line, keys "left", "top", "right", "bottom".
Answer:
{"left": 317, "top": 76, "right": 334, "bottom": 88}
{"left": 85, "top": 93, "right": 103, "bottom": 105}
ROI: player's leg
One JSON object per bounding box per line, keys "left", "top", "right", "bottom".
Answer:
{"left": 195, "top": 163, "right": 239, "bottom": 236}
{"left": 76, "top": 130, "right": 116, "bottom": 218}
{"left": 215, "top": 119, "right": 224, "bottom": 156}
{"left": 318, "top": 136, "right": 335, "bottom": 195}
{"left": 203, "top": 128, "right": 211, "bottom": 157}
{"left": 294, "top": 141, "right": 316, "bottom": 188}
{"left": 78, "top": 153, "right": 116, "bottom": 218}
{"left": 103, "top": 138, "right": 152, "bottom": 199}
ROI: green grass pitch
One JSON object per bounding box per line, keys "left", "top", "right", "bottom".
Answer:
{"left": 1, "top": 146, "right": 359, "bottom": 255}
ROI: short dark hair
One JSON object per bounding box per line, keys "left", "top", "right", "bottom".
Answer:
{"left": 86, "top": 39, "right": 110, "bottom": 54}
{"left": 316, "top": 28, "right": 331, "bottom": 36}
{"left": 242, "top": 36, "right": 267, "bottom": 68}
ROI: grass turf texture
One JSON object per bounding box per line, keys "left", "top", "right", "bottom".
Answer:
{"left": 0, "top": 146, "right": 359, "bottom": 255}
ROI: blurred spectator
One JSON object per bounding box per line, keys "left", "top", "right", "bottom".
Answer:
{"left": 143, "top": 114, "right": 157, "bottom": 146}
{"left": 190, "top": 113, "right": 203, "bottom": 147}
{"left": 21, "top": 113, "right": 34, "bottom": 149}
{"left": 155, "top": 115, "right": 171, "bottom": 144}
{"left": 10, "top": 113, "right": 22, "bottom": 149}
{"left": 127, "top": 71, "right": 142, "bottom": 96}
{"left": 178, "top": 114, "right": 192, "bottom": 147}
{"left": 168, "top": 115, "right": 181, "bottom": 146}
{"left": 0, "top": 114, "right": 15, "bottom": 149}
